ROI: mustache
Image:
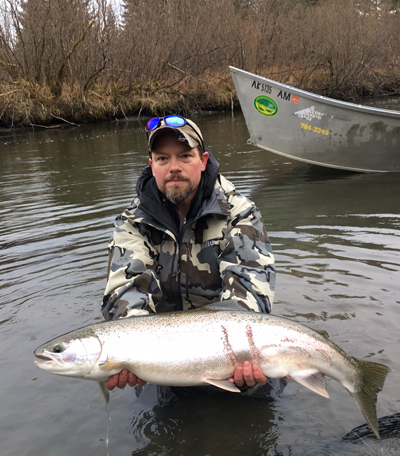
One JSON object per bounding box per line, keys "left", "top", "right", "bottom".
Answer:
{"left": 166, "top": 172, "right": 188, "bottom": 182}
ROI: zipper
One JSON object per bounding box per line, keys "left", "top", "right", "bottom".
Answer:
{"left": 169, "top": 243, "right": 178, "bottom": 308}
{"left": 138, "top": 204, "right": 227, "bottom": 311}
{"left": 185, "top": 242, "right": 193, "bottom": 308}
{"left": 178, "top": 211, "right": 221, "bottom": 310}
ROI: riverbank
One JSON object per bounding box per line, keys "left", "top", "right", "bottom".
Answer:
{"left": 0, "top": 77, "right": 233, "bottom": 128}
{"left": 1, "top": 67, "right": 400, "bottom": 129}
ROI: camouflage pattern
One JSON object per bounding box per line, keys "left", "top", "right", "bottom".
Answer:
{"left": 101, "top": 174, "right": 275, "bottom": 321}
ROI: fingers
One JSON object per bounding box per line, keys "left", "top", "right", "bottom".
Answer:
{"left": 105, "top": 373, "right": 121, "bottom": 391}
{"left": 252, "top": 364, "right": 268, "bottom": 386}
{"left": 232, "top": 362, "right": 269, "bottom": 388}
{"left": 136, "top": 377, "right": 147, "bottom": 387}
{"left": 127, "top": 371, "right": 138, "bottom": 387}
{"left": 233, "top": 364, "right": 245, "bottom": 387}
{"left": 242, "top": 361, "right": 257, "bottom": 387}
{"left": 105, "top": 370, "right": 146, "bottom": 391}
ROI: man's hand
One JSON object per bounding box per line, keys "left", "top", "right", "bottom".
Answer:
{"left": 231, "top": 361, "right": 268, "bottom": 387}
{"left": 105, "top": 369, "right": 146, "bottom": 391}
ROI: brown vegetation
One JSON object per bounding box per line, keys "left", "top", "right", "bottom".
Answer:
{"left": 0, "top": 0, "right": 400, "bottom": 128}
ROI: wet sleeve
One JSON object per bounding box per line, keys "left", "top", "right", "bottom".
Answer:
{"left": 101, "top": 214, "right": 162, "bottom": 321}
{"left": 218, "top": 193, "right": 276, "bottom": 314}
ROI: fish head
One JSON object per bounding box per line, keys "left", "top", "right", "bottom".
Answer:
{"left": 34, "top": 328, "right": 102, "bottom": 378}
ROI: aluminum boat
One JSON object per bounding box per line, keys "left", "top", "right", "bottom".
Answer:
{"left": 230, "top": 66, "right": 400, "bottom": 172}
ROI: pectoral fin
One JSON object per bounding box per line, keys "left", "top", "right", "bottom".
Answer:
{"left": 98, "top": 360, "right": 126, "bottom": 371}
{"left": 204, "top": 378, "right": 241, "bottom": 393}
{"left": 291, "top": 370, "right": 329, "bottom": 398}
{"left": 98, "top": 381, "right": 110, "bottom": 404}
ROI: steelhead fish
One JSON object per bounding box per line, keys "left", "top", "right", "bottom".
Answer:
{"left": 34, "top": 304, "right": 390, "bottom": 438}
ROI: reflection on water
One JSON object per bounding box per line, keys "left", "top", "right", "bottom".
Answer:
{"left": 128, "top": 390, "right": 278, "bottom": 456}
{"left": 1, "top": 112, "right": 400, "bottom": 456}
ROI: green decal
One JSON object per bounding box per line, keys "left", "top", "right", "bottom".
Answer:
{"left": 254, "top": 95, "right": 278, "bottom": 117}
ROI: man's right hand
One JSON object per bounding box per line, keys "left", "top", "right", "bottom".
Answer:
{"left": 105, "top": 369, "right": 147, "bottom": 391}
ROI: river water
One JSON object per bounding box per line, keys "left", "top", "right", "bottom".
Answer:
{"left": 1, "top": 110, "right": 399, "bottom": 456}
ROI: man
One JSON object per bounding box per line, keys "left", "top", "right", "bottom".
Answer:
{"left": 101, "top": 116, "right": 277, "bottom": 394}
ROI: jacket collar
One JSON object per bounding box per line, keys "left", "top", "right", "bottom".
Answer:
{"left": 136, "top": 149, "right": 220, "bottom": 201}
{"left": 134, "top": 151, "right": 224, "bottom": 234}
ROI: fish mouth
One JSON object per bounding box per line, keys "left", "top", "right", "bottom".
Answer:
{"left": 34, "top": 353, "right": 52, "bottom": 362}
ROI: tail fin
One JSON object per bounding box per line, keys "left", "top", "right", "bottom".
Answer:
{"left": 351, "top": 358, "right": 391, "bottom": 439}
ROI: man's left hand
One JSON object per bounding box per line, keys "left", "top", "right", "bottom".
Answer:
{"left": 231, "top": 361, "right": 268, "bottom": 387}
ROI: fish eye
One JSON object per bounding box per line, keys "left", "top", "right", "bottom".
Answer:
{"left": 52, "top": 343, "right": 65, "bottom": 353}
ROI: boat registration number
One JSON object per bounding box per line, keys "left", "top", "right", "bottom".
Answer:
{"left": 301, "top": 123, "right": 329, "bottom": 136}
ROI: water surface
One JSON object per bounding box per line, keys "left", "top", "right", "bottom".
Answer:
{"left": 1, "top": 111, "right": 399, "bottom": 455}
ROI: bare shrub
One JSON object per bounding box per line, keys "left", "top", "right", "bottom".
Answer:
{"left": 298, "top": 0, "right": 398, "bottom": 98}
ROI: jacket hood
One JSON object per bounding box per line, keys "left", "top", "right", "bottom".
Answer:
{"left": 136, "top": 150, "right": 219, "bottom": 200}
{"left": 134, "top": 150, "right": 220, "bottom": 235}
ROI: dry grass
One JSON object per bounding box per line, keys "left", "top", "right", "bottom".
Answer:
{"left": 0, "top": 73, "right": 238, "bottom": 128}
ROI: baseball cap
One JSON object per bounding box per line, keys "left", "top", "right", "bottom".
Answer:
{"left": 146, "top": 116, "right": 204, "bottom": 153}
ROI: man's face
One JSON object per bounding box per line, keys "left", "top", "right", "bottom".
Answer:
{"left": 149, "top": 131, "right": 209, "bottom": 204}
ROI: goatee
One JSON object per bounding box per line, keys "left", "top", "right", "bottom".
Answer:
{"left": 163, "top": 182, "right": 194, "bottom": 204}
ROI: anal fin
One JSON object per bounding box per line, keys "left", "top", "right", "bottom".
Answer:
{"left": 291, "top": 370, "right": 329, "bottom": 398}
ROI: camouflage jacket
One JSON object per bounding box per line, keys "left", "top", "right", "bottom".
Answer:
{"left": 101, "top": 153, "right": 275, "bottom": 320}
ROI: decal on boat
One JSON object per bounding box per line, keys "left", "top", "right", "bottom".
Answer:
{"left": 254, "top": 95, "right": 278, "bottom": 117}
{"left": 293, "top": 106, "right": 326, "bottom": 122}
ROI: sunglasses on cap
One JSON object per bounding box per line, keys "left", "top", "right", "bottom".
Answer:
{"left": 146, "top": 115, "right": 205, "bottom": 152}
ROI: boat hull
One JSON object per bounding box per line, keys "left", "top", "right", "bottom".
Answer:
{"left": 230, "top": 66, "right": 400, "bottom": 172}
